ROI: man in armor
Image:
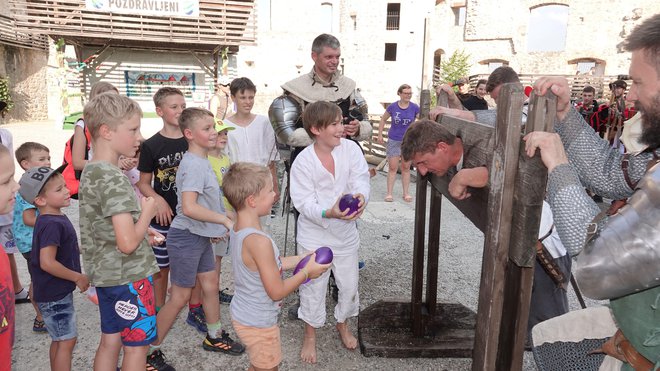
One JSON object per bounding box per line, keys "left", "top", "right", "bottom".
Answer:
{"left": 269, "top": 33, "right": 372, "bottom": 326}
{"left": 269, "top": 33, "right": 371, "bottom": 161}
{"left": 525, "top": 13, "right": 660, "bottom": 369}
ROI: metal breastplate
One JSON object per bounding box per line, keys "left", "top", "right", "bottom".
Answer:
{"left": 575, "top": 163, "right": 660, "bottom": 300}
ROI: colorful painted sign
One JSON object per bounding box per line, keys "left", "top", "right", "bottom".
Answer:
{"left": 86, "top": 0, "right": 199, "bottom": 17}
{"left": 125, "top": 71, "right": 197, "bottom": 97}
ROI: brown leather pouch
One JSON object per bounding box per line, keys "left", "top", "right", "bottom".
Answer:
{"left": 596, "top": 330, "right": 654, "bottom": 371}
{"left": 535, "top": 241, "right": 566, "bottom": 289}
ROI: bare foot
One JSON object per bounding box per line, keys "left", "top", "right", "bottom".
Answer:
{"left": 336, "top": 322, "right": 358, "bottom": 350}
{"left": 301, "top": 325, "right": 317, "bottom": 364}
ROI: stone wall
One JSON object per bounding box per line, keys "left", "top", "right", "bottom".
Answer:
{"left": 0, "top": 44, "right": 48, "bottom": 122}
{"left": 431, "top": 0, "right": 660, "bottom": 77}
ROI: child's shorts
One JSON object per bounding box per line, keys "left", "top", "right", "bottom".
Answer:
{"left": 212, "top": 237, "right": 230, "bottom": 257}
{"left": 150, "top": 224, "right": 170, "bottom": 269}
{"left": 232, "top": 320, "right": 281, "bottom": 369}
{"left": 37, "top": 292, "right": 77, "bottom": 341}
{"left": 0, "top": 225, "right": 17, "bottom": 254}
{"left": 97, "top": 276, "right": 157, "bottom": 346}
{"left": 167, "top": 227, "right": 215, "bottom": 287}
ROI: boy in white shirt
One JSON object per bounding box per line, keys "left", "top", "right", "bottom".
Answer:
{"left": 290, "top": 101, "right": 370, "bottom": 364}
{"left": 223, "top": 77, "right": 281, "bottom": 216}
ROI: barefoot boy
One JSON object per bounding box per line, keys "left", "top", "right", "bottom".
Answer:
{"left": 149, "top": 108, "right": 243, "bottom": 361}
{"left": 78, "top": 93, "right": 162, "bottom": 371}
{"left": 290, "top": 101, "right": 370, "bottom": 363}
{"left": 12, "top": 142, "right": 51, "bottom": 332}
{"left": 224, "top": 162, "right": 330, "bottom": 370}
{"left": 20, "top": 166, "right": 89, "bottom": 371}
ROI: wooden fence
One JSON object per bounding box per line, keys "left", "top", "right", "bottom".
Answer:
{"left": 0, "top": 14, "right": 49, "bottom": 50}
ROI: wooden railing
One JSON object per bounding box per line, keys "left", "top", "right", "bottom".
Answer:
{"left": 0, "top": 14, "right": 49, "bottom": 50}
{"left": 9, "top": 0, "right": 256, "bottom": 50}
{"left": 468, "top": 73, "right": 629, "bottom": 101}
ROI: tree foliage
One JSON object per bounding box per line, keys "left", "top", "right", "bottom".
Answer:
{"left": 439, "top": 50, "right": 471, "bottom": 84}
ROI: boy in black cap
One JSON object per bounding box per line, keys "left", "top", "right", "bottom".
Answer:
{"left": 19, "top": 167, "right": 89, "bottom": 371}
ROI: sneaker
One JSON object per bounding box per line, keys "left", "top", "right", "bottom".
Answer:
{"left": 219, "top": 288, "right": 233, "bottom": 304}
{"left": 32, "top": 317, "right": 47, "bottom": 333}
{"left": 202, "top": 330, "right": 245, "bottom": 355}
{"left": 146, "top": 349, "right": 175, "bottom": 371}
{"left": 15, "top": 288, "right": 30, "bottom": 304}
{"left": 358, "top": 260, "right": 366, "bottom": 270}
{"left": 186, "top": 306, "right": 207, "bottom": 333}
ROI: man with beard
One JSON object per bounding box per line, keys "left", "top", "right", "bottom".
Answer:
{"left": 523, "top": 13, "right": 660, "bottom": 369}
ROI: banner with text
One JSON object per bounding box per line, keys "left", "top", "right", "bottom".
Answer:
{"left": 86, "top": 0, "right": 199, "bottom": 17}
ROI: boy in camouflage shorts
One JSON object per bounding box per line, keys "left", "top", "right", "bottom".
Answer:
{"left": 78, "top": 93, "right": 170, "bottom": 371}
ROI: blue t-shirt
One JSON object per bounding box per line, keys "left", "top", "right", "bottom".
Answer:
{"left": 31, "top": 214, "right": 81, "bottom": 303}
{"left": 171, "top": 152, "right": 227, "bottom": 237}
{"left": 386, "top": 101, "right": 420, "bottom": 141}
{"left": 12, "top": 193, "right": 37, "bottom": 254}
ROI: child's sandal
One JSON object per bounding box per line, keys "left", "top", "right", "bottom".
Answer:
{"left": 33, "top": 318, "right": 47, "bottom": 333}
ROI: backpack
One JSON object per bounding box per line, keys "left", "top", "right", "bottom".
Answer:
{"left": 59, "top": 118, "right": 91, "bottom": 198}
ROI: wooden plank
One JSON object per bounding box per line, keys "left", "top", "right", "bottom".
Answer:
{"left": 425, "top": 185, "right": 442, "bottom": 316}
{"left": 411, "top": 171, "right": 428, "bottom": 337}
{"left": 359, "top": 300, "right": 476, "bottom": 358}
{"left": 496, "top": 264, "right": 534, "bottom": 370}
{"left": 472, "top": 83, "right": 524, "bottom": 371}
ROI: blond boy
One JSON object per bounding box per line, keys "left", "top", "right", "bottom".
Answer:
{"left": 78, "top": 93, "right": 163, "bottom": 371}
{"left": 149, "top": 108, "right": 243, "bottom": 362}
{"left": 224, "top": 162, "right": 329, "bottom": 370}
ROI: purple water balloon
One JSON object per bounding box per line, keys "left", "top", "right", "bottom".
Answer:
{"left": 315, "top": 246, "right": 333, "bottom": 264}
{"left": 339, "top": 194, "right": 360, "bottom": 215}
{"left": 293, "top": 247, "right": 334, "bottom": 284}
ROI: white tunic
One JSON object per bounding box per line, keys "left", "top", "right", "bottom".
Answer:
{"left": 290, "top": 138, "right": 370, "bottom": 256}
{"left": 224, "top": 115, "right": 280, "bottom": 166}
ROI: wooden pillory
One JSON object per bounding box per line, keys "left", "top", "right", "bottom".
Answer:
{"left": 358, "top": 83, "right": 557, "bottom": 370}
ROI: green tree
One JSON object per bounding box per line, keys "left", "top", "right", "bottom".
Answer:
{"left": 439, "top": 50, "right": 471, "bottom": 84}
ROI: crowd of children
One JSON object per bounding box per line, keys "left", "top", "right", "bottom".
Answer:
{"left": 0, "top": 73, "right": 370, "bottom": 371}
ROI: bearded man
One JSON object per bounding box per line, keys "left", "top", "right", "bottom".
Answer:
{"left": 524, "top": 13, "right": 660, "bottom": 370}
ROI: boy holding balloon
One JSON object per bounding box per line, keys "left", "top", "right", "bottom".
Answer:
{"left": 223, "top": 162, "right": 330, "bottom": 370}
{"left": 290, "top": 101, "right": 371, "bottom": 364}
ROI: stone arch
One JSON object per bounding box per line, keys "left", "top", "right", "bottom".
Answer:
{"left": 433, "top": 48, "right": 445, "bottom": 84}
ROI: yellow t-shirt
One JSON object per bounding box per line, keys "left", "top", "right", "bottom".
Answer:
{"left": 208, "top": 153, "right": 233, "bottom": 212}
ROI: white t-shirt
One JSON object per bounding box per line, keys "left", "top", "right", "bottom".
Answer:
{"left": 224, "top": 115, "right": 280, "bottom": 166}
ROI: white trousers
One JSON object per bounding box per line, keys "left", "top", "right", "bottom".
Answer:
{"left": 297, "top": 246, "right": 359, "bottom": 328}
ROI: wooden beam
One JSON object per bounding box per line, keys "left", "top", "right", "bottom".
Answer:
{"left": 472, "top": 83, "right": 524, "bottom": 371}
{"left": 190, "top": 51, "right": 214, "bottom": 76}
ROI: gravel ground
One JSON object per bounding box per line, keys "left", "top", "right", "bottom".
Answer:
{"left": 4, "top": 120, "right": 599, "bottom": 370}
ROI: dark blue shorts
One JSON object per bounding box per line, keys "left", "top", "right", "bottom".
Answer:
{"left": 97, "top": 276, "right": 157, "bottom": 346}
{"left": 150, "top": 224, "right": 170, "bottom": 269}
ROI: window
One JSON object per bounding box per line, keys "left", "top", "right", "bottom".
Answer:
{"left": 576, "top": 61, "right": 596, "bottom": 75}
{"left": 384, "top": 43, "right": 397, "bottom": 61}
{"left": 453, "top": 6, "right": 466, "bottom": 26}
{"left": 480, "top": 59, "right": 509, "bottom": 72}
{"left": 321, "top": 2, "right": 333, "bottom": 33}
{"left": 386, "top": 3, "right": 400, "bottom": 30}
{"left": 569, "top": 58, "right": 605, "bottom": 76}
{"left": 527, "top": 5, "right": 569, "bottom": 52}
